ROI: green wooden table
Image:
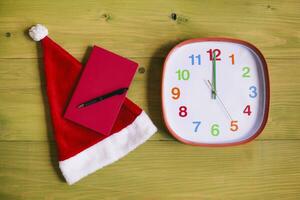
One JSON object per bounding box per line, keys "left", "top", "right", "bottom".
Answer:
{"left": 0, "top": 0, "right": 299, "bottom": 199}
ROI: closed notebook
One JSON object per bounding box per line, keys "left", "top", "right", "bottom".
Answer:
{"left": 64, "top": 45, "right": 138, "bottom": 135}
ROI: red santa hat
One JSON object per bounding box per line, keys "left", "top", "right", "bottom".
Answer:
{"left": 29, "top": 24, "right": 157, "bottom": 185}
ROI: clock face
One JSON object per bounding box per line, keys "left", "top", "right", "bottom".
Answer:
{"left": 162, "top": 38, "right": 270, "bottom": 146}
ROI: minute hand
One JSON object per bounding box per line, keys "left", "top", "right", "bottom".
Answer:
{"left": 212, "top": 51, "right": 217, "bottom": 99}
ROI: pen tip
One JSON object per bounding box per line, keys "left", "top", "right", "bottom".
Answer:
{"left": 78, "top": 104, "right": 84, "bottom": 109}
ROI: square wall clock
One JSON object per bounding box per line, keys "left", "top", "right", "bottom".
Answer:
{"left": 162, "top": 38, "right": 270, "bottom": 146}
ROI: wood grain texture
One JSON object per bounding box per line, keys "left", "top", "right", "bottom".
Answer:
{"left": 0, "top": 0, "right": 299, "bottom": 59}
{"left": 0, "top": 0, "right": 299, "bottom": 199}
{"left": 0, "top": 141, "right": 300, "bottom": 200}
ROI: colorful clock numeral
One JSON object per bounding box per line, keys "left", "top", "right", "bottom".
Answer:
{"left": 230, "top": 120, "right": 239, "bottom": 131}
{"left": 176, "top": 69, "right": 190, "bottom": 80}
{"left": 211, "top": 124, "right": 220, "bottom": 136}
{"left": 229, "top": 53, "right": 235, "bottom": 65}
{"left": 249, "top": 86, "right": 257, "bottom": 98}
{"left": 171, "top": 87, "right": 180, "bottom": 100}
{"left": 189, "top": 54, "right": 201, "bottom": 65}
{"left": 192, "top": 121, "right": 201, "bottom": 132}
{"left": 207, "top": 49, "right": 221, "bottom": 61}
{"left": 243, "top": 105, "right": 252, "bottom": 116}
{"left": 242, "top": 67, "right": 250, "bottom": 78}
{"left": 179, "top": 106, "right": 188, "bottom": 117}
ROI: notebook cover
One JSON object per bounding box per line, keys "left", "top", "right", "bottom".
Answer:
{"left": 64, "top": 45, "right": 138, "bottom": 135}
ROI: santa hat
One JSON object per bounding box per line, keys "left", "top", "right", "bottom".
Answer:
{"left": 29, "top": 24, "right": 157, "bottom": 185}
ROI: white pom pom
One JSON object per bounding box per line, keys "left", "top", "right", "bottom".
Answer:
{"left": 29, "top": 24, "right": 48, "bottom": 41}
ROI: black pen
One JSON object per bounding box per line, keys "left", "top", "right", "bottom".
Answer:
{"left": 77, "top": 88, "right": 128, "bottom": 109}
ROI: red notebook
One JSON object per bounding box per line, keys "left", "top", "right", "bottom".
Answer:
{"left": 64, "top": 46, "right": 138, "bottom": 135}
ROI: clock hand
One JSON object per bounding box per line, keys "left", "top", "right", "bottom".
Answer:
{"left": 212, "top": 51, "right": 217, "bottom": 99}
{"left": 204, "top": 80, "right": 233, "bottom": 121}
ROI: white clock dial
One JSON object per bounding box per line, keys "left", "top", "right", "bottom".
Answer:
{"left": 162, "top": 38, "right": 269, "bottom": 146}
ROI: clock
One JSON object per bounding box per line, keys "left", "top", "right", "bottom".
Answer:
{"left": 162, "top": 38, "right": 270, "bottom": 146}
